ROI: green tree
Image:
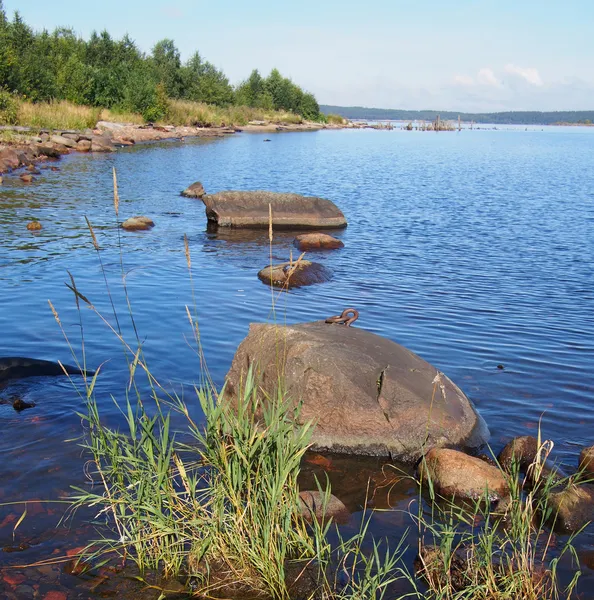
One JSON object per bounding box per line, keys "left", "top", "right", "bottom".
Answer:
{"left": 151, "top": 38, "right": 183, "bottom": 98}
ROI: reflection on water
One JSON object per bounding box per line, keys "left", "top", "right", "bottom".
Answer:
{"left": 1, "top": 128, "right": 594, "bottom": 597}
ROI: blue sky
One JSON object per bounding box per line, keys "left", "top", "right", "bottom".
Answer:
{"left": 4, "top": 0, "right": 593, "bottom": 112}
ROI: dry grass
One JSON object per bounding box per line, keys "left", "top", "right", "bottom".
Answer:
{"left": 165, "top": 99, "right": 303, "bottom": 127}
{"left": 326, "top": 113, "right": 346, "bottom": 125}
{"left": 14, "top": 99, "right": 304, "bottom": 131}
{"left": 16, "top": 100, "right": 144, "bottom": 130}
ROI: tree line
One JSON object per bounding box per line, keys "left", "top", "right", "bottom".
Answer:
{"left": 0, "top": 2, "right": 321, "bottom": 122}
{"left": 321, "top": 105, "right": 594, "bottom": 126}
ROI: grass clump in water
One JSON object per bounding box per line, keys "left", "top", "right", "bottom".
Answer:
{"left": 414, "top": 436, "right": 582, "bottom": 600}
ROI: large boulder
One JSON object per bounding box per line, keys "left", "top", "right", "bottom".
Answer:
{"left": 419, "top": 448, "right": 508, "bottom": 501}
{"left": 224, "top": 321, "right": 489, "bottom": 461}
{"left": 257, "top": 261, "right": 332, "bottom": 288}
{"left": 201, "top": 191, "right": 347, "bottom": 229}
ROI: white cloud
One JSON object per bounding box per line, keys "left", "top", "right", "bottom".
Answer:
{"left": 504, "top": 64, "right": 544, "bottom": 86}
{"left": 477, "top": 68, "right": 500, "bottom": 87}
{"left": 453, "top": 74, "right": 475, "bottom": 86}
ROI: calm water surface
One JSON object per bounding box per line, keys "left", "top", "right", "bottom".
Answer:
{"left": 1, "top": 127, "right": 594, "bottom": 597}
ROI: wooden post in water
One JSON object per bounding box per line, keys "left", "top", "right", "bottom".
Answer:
{"left": 436, "top": 114, "right": 441, "bottom": 131}
{"left": 458, "top": 115, "right": 461, "bottom": 131}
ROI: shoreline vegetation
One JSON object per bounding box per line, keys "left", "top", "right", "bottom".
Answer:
{"left": 0, "top": 1, "right": 342, "bottom": 138}
{"left": 43, "top": 178, "right": 584, "bottom": 599}
{"left": 320, "top": 105, "right": 594, "bottom": 126}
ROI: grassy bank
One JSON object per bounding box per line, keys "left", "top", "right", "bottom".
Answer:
{"left": 1, "top": 98, "right": 314, "bottom": 132}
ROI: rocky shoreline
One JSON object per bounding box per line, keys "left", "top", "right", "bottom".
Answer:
{"left": 0, "top": 119, "right": 351, "bottom": 180}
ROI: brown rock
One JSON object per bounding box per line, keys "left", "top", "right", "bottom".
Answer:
{"left": 202, "top": 190, "right": 347, "bottom": 229}
{"left": 114, "top": 137, "right": 135, "bottom": 146}
{"left": 0, "top": 176, "right": 3, "bottom": 184}
{"left": 36, "top": 143, "right": 61, "bottom": 158}
{"left": 579, "top": 446, "right": 594, "bottom": 479}
{"left": 181, "top": 181, "right": 206, "bottom": 198}
{"left": 20, "top": 174, "right": 34, "bottom": 183}
{"left": 91, "top": 137, "right": 115, "bottom": 152}
{"left": 294, "top": 233, "right": 344, "bottom": 251}
{"left": 76, "top": 139, "right": 92, "bottom": 153}
{"left": 61, "top": 133, "right": 80, "bottom": 142}
{"left": 0, "top": 148, "right": 19, "bottom": 169}
{"left": 547, "top": 484, "right": 594, "bottom": 533}
{"left": 224, "top": 321, "right": 489, "bottom": 460}
{"left": 50, "top": 134, "right": 77, "bottom": 149}
{"left": 121, "top": 216, "right": 155, "bottom": 231}
{"left": 258, "top": 260, "right": 332, "bottom": 288}
{"left": 27, "top": 221, "right": 42, "bottom": 231}
{"left": 298, "top": 490, "right": 349, "bottom": 523}
{"left": 498, "top": 435, "right": 566, "bottom": 486}
{"left": 419, "top": 448, "right": 508, "bottom": 501}
{"left": 498, "top": 436, "right": 539, "bottom": 472}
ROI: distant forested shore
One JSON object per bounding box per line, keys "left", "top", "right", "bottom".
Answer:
{"left": 0, "top": 1, "right": 323, "bottom": 127}
{"left": 320, "top": 105, "right": 594, "bottom": 126}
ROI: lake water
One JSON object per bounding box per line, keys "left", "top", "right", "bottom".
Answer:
{"left": 1, "top": 126, "right": 594, "bottom": 598}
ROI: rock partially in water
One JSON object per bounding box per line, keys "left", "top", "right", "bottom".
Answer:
{"left": 294, "top": 233, "right": 344, "bottom": 251}
{"left": 257, "top": 260, "right": 332, "bottom": 288}
{"left": 36, "top": 143, "right": 61, "bottom": 159}
{"left": 547, "top": 483, "right": 594, "bottom": 533}
{"left": 202, "top": 190, "right": 347, "bottom": 229}
{"left": 12, "top": 398, "right": 35, "bottom": 411}
{"left": 20, "top": 173, "right": 34, "bottom": 183}
{"left": 498, "top": 435, "right": 539, "bottom": 472}
{"left": 419, "top": 448, "right": 508, "bottom": 502}
{"left": 181, "top": 181, "right": 206, "bottom": 198}
{"left": 0, "top": 148, "right": 19, "bottom": 169}
{"left": 498, "top": 435, "right": 566, "bottom": 486}
{"left": 224, "top": 321, "right": 489, "bottom": 460}
{"left": 121, "top": 216, "right": 155, "bottom": 231}
{"left": 76, "top": 139, "right": 92, "bottom": 153}
{"left": 26, "top": 221, "right": 42, "bottom": 231}
{"left": 91, "top": 136, "right": 115, "bottom": 152}
{"left": 298, "top": 490, "right": 349, "bottom": 523}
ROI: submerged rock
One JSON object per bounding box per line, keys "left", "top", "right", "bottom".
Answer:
{"left": 202, "top": 190, "right": 347, "bottom": 229}
{"left": 419, "top": 448, "right": 508, "bottom": 501}
{"left": 293, "top": 233, "right": 344, "bottom": 251}
{"left": 20, "top": 173, "right": 34, "bottom": 183}
{"left": 298, "top": 490, "right": 349, "bottom": 523}
{"left": 181, "top": 181, "right": 206, "bottom": 198}
{"left": 121, "top": 216, "right": 155, "bottom": 231}
{"left": 257, "top": 260, "right": 332, "bottom": 288}
{"left": 224, "top": 320, "right": 489, "bottom": 460}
